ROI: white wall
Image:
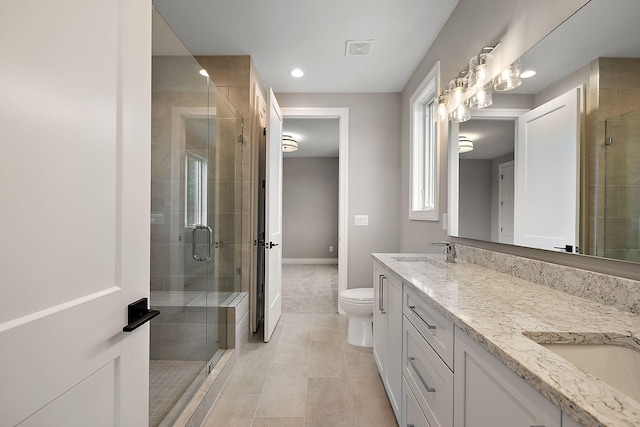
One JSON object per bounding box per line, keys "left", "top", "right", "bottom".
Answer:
{"left": 282, "top": 157, "right": 339, "bottom": 260}
{"left": 276, "top": 93, "right": 402, "bottom": 287}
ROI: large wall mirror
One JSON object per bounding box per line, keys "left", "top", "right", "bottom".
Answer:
{"left": 449, "top": 0, "right": 640, "bottom": 264}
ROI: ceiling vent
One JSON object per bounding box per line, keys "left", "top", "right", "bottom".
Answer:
{"left": 345, "top": 40, "right": 373, "bottom": 57}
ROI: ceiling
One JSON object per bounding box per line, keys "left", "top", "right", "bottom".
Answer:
{"left": 458, "top": 120, "right": 514, "bottom": 160}
{"left": 152, "top": 0, "right": 460, "bottom": 93}
{"left": 282, "top": 118, "right": 340, "bottom": 158}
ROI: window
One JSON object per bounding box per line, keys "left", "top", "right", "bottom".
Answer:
{"left": 185, "top": 151, "right": 208, "bottom": 227}
{"left": 409, "top": 61, "right": 440, "bottom": 221}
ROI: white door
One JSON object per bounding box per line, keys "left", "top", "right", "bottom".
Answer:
{"left": 264, "top": 88, "right": 283, "bottom": 341}
{"left": 0, "top": 1, "right": 151, "bottom": 426}
{"left": 514, "top": 87, "right": 581, "bottom": 253}
{"left": 498, "top": 161, "right": 515, "bottom": 244}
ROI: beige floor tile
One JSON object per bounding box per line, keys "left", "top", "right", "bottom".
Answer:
{"left": 353, "top": 394, "right": 398, "bottom": 427}
{"left": 311, "top": 314, "right": 348, "bottom": 342}
{"left": 201, "top": 394, "right": 259, "bottom": 427}
{"left": 305, "top": 377, "right": 356, "bottom": 427}
{"left": 220, "top": 364, "right": 269, "bottom": 396}
{"left": 254, "top": 376, "right": 308, "bottom": 417}
{"left": 251, "top": 417, "right": 304, "bottom": 427}
{"left": 308, "top": 340, "right": 348, "bottom": 378}
{"left": 271, "top": 340, "right": 310, "bottom": 370}
{"left": 268, "top": 363, "right": 309, "bottom": 381}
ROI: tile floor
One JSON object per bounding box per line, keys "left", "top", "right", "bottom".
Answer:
{"left": 201, "top": 264, "right": 398, "bottom": 426}
{"left": 149, "top": 360, "right": 205, "bottom": 427}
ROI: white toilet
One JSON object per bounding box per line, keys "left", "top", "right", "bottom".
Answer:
{"left": 339, "top": 287, "right": 374, "bottom": 347}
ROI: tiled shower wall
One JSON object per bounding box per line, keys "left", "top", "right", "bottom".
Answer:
{"left": 588, "top": 58, "right": 640, "bottom": 262}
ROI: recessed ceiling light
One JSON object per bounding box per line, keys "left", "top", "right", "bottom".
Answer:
{"left": 290, "top": 68, "right": 304, "bottom": 78}
{"left": 199, "top": 69, "right": 209, "bottom": 77}
{"left": 521, "top": 70, "right": 536, "bottom": 78}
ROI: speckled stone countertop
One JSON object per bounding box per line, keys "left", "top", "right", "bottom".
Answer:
{"left": 372, "top": 253, "right": 640, "bottom": 427}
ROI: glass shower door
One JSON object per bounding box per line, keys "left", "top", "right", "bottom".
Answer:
{"left": 603, "top": 108, "right": 640, "bottom": 262}
{"left": 150, "top": 9, "right": 244, "bottom": 427}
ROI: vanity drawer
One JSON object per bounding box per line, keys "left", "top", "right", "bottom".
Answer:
{"left": 403, "top": 317, "right": 453, "bottom": 427}
{"left": 402, "top": 377, "right": 431, "bottom": 427}
{"left": 404, "top": 285, "right": 455, "bottom": 370}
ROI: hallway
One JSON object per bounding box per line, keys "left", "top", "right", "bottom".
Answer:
{"left": 201, "top": 264, "right": 397, "bottom": 426}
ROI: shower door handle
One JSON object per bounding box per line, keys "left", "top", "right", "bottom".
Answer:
{"left": 192, "top": 225, "right": 213, "bottom": 261}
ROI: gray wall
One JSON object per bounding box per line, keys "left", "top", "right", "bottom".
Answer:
{"left": 459, "top": 160, "right": 492, "bottom": 241}
{"left": 275, "top": 93, "right": 402, "bottom": 287}
{"left": 282, "top": 157, "right": 339, "bottom": 260}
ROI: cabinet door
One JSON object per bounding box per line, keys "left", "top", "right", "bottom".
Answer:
{"left": 386, "top": 272, "right": 403, "bottom": 418}
{"left": 454, "top": 329, "right": 561, "bottom": 427}
{"left": 373, "top": 263, "right": 387, "bottom": 376}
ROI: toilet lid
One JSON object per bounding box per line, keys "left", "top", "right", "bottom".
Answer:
{"left": 340, "top": 287, "right": 374, "bottom": 302}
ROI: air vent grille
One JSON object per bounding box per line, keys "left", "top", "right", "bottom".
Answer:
{"left": 345, "top": 40, "right": 373, "bottom": 57}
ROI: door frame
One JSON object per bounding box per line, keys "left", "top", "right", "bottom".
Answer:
{"left": 280, "top": 107, "right": 349, "bottom": 313}
{"left": 448, "top": 108, "right": 528, "bottom": 237}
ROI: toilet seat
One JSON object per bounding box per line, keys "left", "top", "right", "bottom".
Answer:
{"left": 339, "top": 288, "right": 374, "bottom": 304}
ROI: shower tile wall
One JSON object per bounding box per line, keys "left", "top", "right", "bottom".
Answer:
{"left": 196, "top": 55, "right": 255, "bottom": 295}
{"left": 588, "top": 58, "right": 640, "bottom": 261}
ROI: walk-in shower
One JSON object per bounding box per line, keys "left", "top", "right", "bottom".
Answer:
{"left": 603, "top": 108, "right": 640, "bottom": 263}
{"left": 149, "top": 10, "right": 244, "bottom": 426}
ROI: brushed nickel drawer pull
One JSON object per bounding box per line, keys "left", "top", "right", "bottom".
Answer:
{"left": 408, "top": 305, "right": 436, "bottom": 330}
{"left": 408, "top": 356, "right": 435, "bottom": 392}
{"left": 379, "top": 275, "right": 386, "bottom": 314}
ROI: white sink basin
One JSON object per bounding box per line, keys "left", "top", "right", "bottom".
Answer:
{"left": 542, "top": 343, "right": 640, "bottom": 402}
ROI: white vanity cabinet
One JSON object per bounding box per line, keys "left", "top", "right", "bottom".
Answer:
{"left": 453, "top": 328, "right": 561, "bottom": 427}
{"left": 402, "top": 285, "right": 455, "bottom": 427}
{"left": 373, "top": 261, "right": 403, "bottom": 420}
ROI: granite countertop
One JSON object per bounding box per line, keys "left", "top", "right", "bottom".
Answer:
{"left": 372, "top": 253, "right": 640, "bottom": 427}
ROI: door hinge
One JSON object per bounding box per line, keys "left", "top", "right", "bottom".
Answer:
{"left": 500, "top": 201, "right": 504, "bottom": 206}
{"left": 237, "top": 267, "right": 242, "bottom": 276}
{"left": 238, "top": 134, "right": 244, "bottom": 143}
{"left": 263, "top": 127, "right": 267, "bottom": 136}
{"left": 500, "top": 174, "right": 504, "bottom": 180}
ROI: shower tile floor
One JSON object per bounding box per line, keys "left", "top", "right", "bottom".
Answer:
{"left": 149, "top": 360, "right": 205, "bottom": 427}
{"left": 200, "top": 264, "right": 398, "bottom": 427}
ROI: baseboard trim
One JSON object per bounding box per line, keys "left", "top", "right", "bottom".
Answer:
{"left": 282, "top": 258, "right": 338, "bottom": 265}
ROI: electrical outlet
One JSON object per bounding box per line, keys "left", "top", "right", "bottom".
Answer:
{"left": 329, "top": 246, "right": 334, "bottom": 252}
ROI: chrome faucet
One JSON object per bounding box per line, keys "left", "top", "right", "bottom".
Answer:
{"left": 431, "top": 241, "right": 457, "bottom": 263}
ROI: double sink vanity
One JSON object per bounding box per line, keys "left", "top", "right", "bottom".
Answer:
{"left": 372, "top": 250, "right": 640, "bottom": 426}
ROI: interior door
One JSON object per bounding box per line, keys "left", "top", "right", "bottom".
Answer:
{"left": 264, "top": 88, "right": 283, "bottom": 341}
{"left": 0, "top": 1, "right": 151, "bottom": 425}
{"left": 514, "top": 87, "right": 581, "bottom": 253}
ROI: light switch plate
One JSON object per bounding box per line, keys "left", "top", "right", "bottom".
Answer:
{"left": 355, "top": 215, "right": 369, "bottom": 226}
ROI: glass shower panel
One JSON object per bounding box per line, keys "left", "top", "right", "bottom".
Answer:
{"left": 603, "top": 108, "right": 640, "bottom": 262}
{"left": 150, "top": 9, "right": 243, "bottom": 427}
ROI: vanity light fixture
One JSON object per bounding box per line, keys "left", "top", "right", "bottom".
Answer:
{"left": 494, "top": 58, "right": 522, "bottom": 91}
{"left": 290, "top": 68, "right": 304, "bottom": 78}
{"left": 447, "top": 73, "right": 469, "bottom": 112}
{"left": 458, "top": 136, "right": 474, "bottom": 153}
{"left": 282, "top": 134, "right": 298, "bottom": 152}
{"left": 199, "top": 69, "right": 209, "bottom": 77}
{"left": 436, "top": 90, "right": 449, "bottom": 122}
{"left": 449, "top": 102, "right": 471, "bottom": 123}
{"left": 468, "top": 47, "right": 495, "bottom": 109}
